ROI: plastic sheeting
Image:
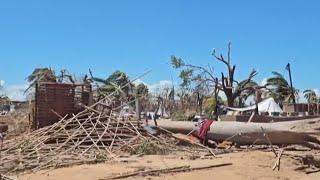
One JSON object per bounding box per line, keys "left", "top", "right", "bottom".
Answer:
{"left": 226, "top": 97, "right": 283, "bottom": 113}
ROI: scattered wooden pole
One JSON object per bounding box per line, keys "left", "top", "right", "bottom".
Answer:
{"left": 261, "top": 127, "right": 278, "bottom": 157}
{"left": 272, "top": 149, "right": 284, "bottom": 171}
{"left": 100, "top": 163, "right": 233, "bottom": 180}
{"left": 0, "top": 174, "right": 14, "bottom": 180}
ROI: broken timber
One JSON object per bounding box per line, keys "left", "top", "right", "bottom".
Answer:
{"left": 100, "top": 163, "right": 233, "bottom": 180}
{"left": 0, "top": 71, "right": 210, "bottom": 174}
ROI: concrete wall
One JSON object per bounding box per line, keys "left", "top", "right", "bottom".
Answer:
{"left": 283, "top": 103, "right": 320, "bottom": 114}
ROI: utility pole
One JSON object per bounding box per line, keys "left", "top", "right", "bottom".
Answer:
{"left": 286, "top": 63, "right": 296, "bottom": 112}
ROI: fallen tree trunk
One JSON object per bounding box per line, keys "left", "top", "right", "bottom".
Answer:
{"left": 147, "top": 120, "right": 320, "bottom": 149}
{"left": 206, "top": 121, "right": 320, "bottom": 146}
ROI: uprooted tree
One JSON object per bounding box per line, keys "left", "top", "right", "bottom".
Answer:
{"left": 171, "top": 42, "right": 261, "bottom": 108}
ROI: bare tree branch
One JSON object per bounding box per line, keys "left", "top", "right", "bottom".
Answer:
{"left": 227, "top": 42, "right": 231, "bottom": 64}
{"left": 182, "top": 63, "right": 216, "bottom": 81}
{"left": 212, "top": 49, "right": 228, "bottom": 65}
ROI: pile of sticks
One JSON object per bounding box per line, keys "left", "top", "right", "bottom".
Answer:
{"left": 0, "top": 72, "right": 220, "bottom": 174}
{"left": 1, "top": 100, "right": 143, "bottom": 172}
{"left": 0, "top": 79, "right": 203, "bottom": 174}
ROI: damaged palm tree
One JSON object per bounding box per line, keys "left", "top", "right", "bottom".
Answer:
{"left": 211, "top": 42, "right": 260, "bottom": 107}
{"left": 25, "top": 67, "right": 57, "bottom": 93}
{"left": 171, "top": 42, "right": 266, "bottom": 111}
{"left": 266, "top": 71, "right": 299, "bottom": 106}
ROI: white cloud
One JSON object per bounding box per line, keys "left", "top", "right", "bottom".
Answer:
{"left": 0, "top": 80, "right": 4, "bottom": 87}
{"left": 297, "top": 91, "right": 306, "bottom": 103}
{"left": 260, "top": 78, "right": 268, "bottom": 86}
{"left": 298, "top": 88, "right": 320, "bottom": 103}
{"left": 0, "top": 81, "right": 28, "bottom": 101}
{"left": 132, "top": 79, "right": 148, "bottom": 86}
{"left": 133, "top": 79, "right": 174, "bottom": 94}
{"left": 295, "top": 89, "right": 320, "bottom": 104}
{"left": 313, "top": 89, "right": 320, "bottom": 97}
{"left": 148, "top": 80, "right": 173, "bottom": 93}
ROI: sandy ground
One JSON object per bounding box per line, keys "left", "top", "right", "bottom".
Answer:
{"left": 3, "top": 117, "right": 320, "bottom": 180}
{"left": 11, "top": 150, "right": 319, "bottom": 180}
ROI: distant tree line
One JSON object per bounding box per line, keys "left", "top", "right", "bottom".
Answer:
{"left": 20, "top": 43, "right": 319, "bottom": 119}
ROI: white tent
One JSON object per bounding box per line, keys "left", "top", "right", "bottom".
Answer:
{"left": 226, "top": 97, "right": 283, "bottom": 114}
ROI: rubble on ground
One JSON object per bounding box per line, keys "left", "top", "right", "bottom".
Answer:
{"left": 0, "top": 88, "right": 211, "bottom": 174}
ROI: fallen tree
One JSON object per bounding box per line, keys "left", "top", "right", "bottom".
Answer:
{"left": 147, "top": 119, "right": 320, "bottom": 149}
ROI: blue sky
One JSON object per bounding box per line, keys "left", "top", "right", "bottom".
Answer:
{"left": 0, "top": 0, "right": 320, "bottom": 100}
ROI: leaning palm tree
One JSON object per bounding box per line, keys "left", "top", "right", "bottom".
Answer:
{"left": 303, "top": 89, "right": 318, "bottom": 113}
{"left": 25, "top": 67, "right": 56, "bottom": 92}
{"left": 266, "top": 71, "right": 298, "bottom": 106}
{"left": 91, "top": 70, "right": 133, "bottom": 102}
{"left": 303, "top": 90, "right": 317, "bottom": 103}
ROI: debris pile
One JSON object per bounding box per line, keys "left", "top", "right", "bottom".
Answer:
{"left": 0, "top": 87, "right": 208, "bottom": 174}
